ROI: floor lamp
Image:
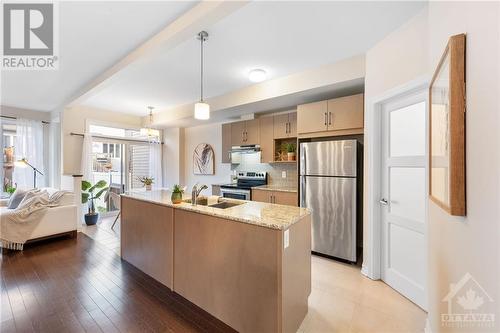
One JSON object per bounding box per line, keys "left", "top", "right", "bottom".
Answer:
{"left": 15, "top": 158, "right": 44, "bottom": 188}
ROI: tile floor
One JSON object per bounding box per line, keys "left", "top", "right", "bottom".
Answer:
{"left": 81, "top": 215, "right": 121, "bottom": 255}
{"left": 83, "top": 215, "right": 427, "bottom": 333}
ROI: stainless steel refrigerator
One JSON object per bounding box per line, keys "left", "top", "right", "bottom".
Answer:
{"left": 299, "top": 140, "right": 358, "bottom": 262}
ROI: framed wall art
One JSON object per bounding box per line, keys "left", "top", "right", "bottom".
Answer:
{"left": 429, "top": 33, "right": 466, "bottom": 216}
{"left": 193, "top": 143, "right": 215, "bottom": 175}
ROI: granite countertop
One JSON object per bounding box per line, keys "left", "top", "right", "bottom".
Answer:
{"left": 121, "top": 189, "right": 309, "bottom": 230}
{"left": 253, "top": 185, "right": 298, "bottom": 193}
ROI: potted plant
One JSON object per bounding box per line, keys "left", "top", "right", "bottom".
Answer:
{"left": 81, "top": 180, "right": 108, "bottom": 225}
{"left": 138, "top": 176, "right": 154, "bottom": 190}
{"left": 6, "top": 184, "right": 16, "bottom": 196}
{"left": 285, "top": 143, "right": 296, "bottom": 161}
{"left": 171, "top": 184, "right": 184, "bottom": 204}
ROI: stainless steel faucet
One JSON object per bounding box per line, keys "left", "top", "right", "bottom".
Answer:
{"left": 191, "top": 184, "right": 208, "bottom": 206}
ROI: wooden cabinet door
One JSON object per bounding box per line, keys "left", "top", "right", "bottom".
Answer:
{"left": 328, "top": 94, "right": 364, "bottom": 131}
{"left": 121, "top": 197, "right": 174, "bottom": 288}
{"left": 260, "top": 117, "right": 274, "bottom": 163}
{"left": 287, "top": 112, "right": 297, "bottom": 137}
{"left": 231, "top": 121, "right": 245, "bottom": 146}
{"left": 297, "top": 101, "right": 328, "bottom": 134}
{"left": 273, "top": 191, "right": 298, "bottom": 207}
{"left": 252, "top": 189, "right": 271, "bottom": 203}
{"left": 222, "top": 123, "right": 232, "bottom": 163}
{"left": 245, "top": 119, "right": 260, "bottom": 145}
{"left": 273, "top": 113, "right": 289, "bottom": 139}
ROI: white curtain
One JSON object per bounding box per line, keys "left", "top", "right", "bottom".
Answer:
{"left": 13, "top": 119, "right": 45, "bottom": 189}
{"left": 149, "top": 143, "right": 163, "bottom": 189}
{"left": 81, "top": 133, "right": 93, "bottom": 183}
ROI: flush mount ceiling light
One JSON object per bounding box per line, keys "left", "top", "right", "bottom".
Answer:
{"left": 194, "top": 31, "right": 210, "bottom": 120}
{"left": 248, "top": 69, "right": 267, "bottom": 83}
{"left": 140, "top": 106, "right": 160, "bottom": 140}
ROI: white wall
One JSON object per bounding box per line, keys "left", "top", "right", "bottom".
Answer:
{"left": 61, "top": 105, "right": 142, "bottom": 175}
{"left": 163, "top": 127, "right": 185, "bottom": 188}
{"left": 183, "top": 122, "right": 231, "bottom": 194}
{"left": 363, "top": 7, "right": 429, "bottom": 271}
{"left": 365, "top": 3, "right": 500, "bottom": 332}
{"left": 427, "top": 2, "right": 499, "bottom": 332}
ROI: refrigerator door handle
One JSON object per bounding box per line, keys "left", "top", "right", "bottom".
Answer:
{"left": 300, "top": 176, "right": 306, "bottom": 207}
{"left": 300, "top": 145, "right": 306, "bottom": 175}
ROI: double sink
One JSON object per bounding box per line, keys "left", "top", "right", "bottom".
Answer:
{"left": 182, "top": 198, "right": 243, "bottom": 210}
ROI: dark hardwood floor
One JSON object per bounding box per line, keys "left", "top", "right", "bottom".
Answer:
{"left": 0, "top": 233, "right": 236, "bottom": 333}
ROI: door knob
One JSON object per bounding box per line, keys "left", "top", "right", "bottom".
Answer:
{"left": 379, "top": 198, "right": 388, "bottom": 206}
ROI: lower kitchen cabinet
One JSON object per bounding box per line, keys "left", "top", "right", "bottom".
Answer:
{"left": 252, "top": 189, "right": 298, "bottom": 207}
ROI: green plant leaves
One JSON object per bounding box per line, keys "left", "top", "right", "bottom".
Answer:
{"left": 82, "top": 180, "right": 92, "bottom": 191}
{"left": 94, "top": 187, "right": 109, "bottom": 199}
{"left": 81, "top": 192, "right": 89, "bottom": 204}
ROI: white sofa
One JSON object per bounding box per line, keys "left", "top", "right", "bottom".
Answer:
{"left": 0, "top": 188, "right": 78, "bottom": 244}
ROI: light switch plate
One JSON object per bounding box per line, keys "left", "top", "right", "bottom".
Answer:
{"left": 284, "top": 229, "right": 290, "bottom": 249}
{"left": 282, "top": 171, "right": 287, "bottom": 178}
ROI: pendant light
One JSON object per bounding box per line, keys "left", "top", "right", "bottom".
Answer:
{"left": 140, "top": 106, "right": 160, "bottom": 140}
{"left": 194, "top": 31, "right": 210, "bottom": 120}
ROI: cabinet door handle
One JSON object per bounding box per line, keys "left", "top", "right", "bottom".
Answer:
{"left": 324, "top": 112, "right": 327, "bottom": 126}
{"left": 286, "top": 122, "right": 289, "bottom": 134}
{"left": 329, "top": 112, "right": 332, "bottom": 125}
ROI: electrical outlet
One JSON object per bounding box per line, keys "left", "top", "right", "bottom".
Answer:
{"left": 281, "top": 171, "right": 287, "bottom": 178}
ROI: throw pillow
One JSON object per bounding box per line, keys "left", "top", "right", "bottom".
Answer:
{"left": 7, "top": 188, "right": 27, "bottom": 209}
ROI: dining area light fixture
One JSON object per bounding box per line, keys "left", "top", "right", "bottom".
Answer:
{"left": 194, "top": 31, "right": 210, "bottom": 120}
{"left": 140, "top": 106, "right": 160, "bottom": 139}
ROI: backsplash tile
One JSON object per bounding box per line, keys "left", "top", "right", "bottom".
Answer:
{"left": 231, "top": 153, "right": 297, "bottom": 187}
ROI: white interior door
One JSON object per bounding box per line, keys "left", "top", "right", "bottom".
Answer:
{"left": 381, "top": 91, "right": 427, "bottom": 310}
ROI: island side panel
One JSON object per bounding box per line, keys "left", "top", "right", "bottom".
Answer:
{"left": 281, "top": 214, "right": 311, "bottom": 333}
{"left": 173, "top": 209, "right": 280, "bottom": 333}
{"left": 121, "top": 196, "right": 174, "bottom": 289}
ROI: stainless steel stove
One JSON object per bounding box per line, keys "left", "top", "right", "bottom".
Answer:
{"left": 220, "top": 171, "right": 267, "bottom": 200}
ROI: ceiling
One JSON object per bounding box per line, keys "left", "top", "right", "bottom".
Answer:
{"left": 80, "top": 1, "right": 425, "bottom": 116}
{"left": 1, "top": 1, "right": 426, "bottom": 116}
{"left": 1, "top": 1, "right": 197, "bottom": 112}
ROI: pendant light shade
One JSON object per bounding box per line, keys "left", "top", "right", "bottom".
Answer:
{"left": 194, "top": 102, "right": 210, "bottom": 120}
{"left": 140, "top": 106, "right": 160, "bottom": 139}
{"left": 194, "top": 31, "right": 210, "bottom": 120}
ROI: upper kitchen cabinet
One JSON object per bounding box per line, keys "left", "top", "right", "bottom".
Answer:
{"left": 273, "top": 112, "right": 297, "bottom": 139}
{"left": 297, "top": 101, "right": 328, "bottom": 134}
{"left": 231, "top": 121, "right": 246, "bottom": 146}
{"left": 245, "top": 119, "right": 260, "bottom": 144}
{"left": 222, "top": 123, "right": 232, "bottom": 163}
{"left": 231, "top": 119, "right": 260, "bottom": 146}
{"left": 297, "top": 94, "right": 364, "bottom": 136}
{"left": 260, "top": 116, "right": 274, "bottom": 163}
{"left": 327, "top": 94, "right": 364, "bottom": 131}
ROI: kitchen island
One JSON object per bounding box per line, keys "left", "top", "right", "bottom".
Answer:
{"left": 120, "top": 189, "right": 311, "bottom": 333}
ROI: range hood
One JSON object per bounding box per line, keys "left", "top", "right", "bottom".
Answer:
{"left": 230, "top": 145, "right": 261, "bottom": 153}
{"left": 230, "top": 145, "right": 261, "bottom": 164}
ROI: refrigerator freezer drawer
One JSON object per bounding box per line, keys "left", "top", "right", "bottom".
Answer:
{"left": 300, "top": 140, "right": 357, "bottom": 177}
{"left": 301, "top": 175, "right": 356, "bottom": 261}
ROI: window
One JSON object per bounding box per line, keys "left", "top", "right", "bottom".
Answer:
{"left": 1, "top": 122, "right": 16, "bottom": 196}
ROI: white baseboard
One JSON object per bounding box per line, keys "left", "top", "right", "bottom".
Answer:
{"left": 424, "top": 318, "right": 432, "bottom": 333}
{"left": 361, "top": 262, "right": 369, "bottom": 277}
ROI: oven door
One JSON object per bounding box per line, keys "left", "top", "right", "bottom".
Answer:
{"left": 220, "top": 188, "right": 251, "bottom": 201}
